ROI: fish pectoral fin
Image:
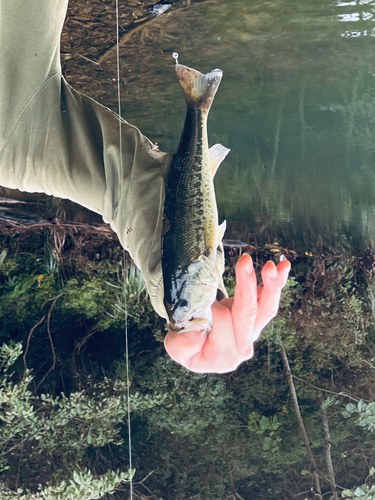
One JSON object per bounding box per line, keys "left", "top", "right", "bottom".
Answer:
{"left": 217, "top": 220, "right": 227, "bottom": 246}
{"left": 209, "top": 144, "right": 230, "bottom": 177}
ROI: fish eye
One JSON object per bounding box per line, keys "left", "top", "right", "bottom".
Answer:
{"left": 178, "top": 299, "right": 189, "bottom": 310}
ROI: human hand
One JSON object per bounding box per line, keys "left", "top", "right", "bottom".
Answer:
{"left": 164, "top": 253, "right": 291, "bottom": 374}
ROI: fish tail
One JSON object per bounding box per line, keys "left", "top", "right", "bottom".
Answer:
{"left": 175, "top": 62, "right": 223, "bottom": 113}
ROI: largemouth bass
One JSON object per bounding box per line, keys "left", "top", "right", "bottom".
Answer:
{"left": 151, "top": 53, "right": 230, "bottom": 334}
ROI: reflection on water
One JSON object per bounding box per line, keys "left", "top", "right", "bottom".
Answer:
{"left": 4, "top": 0, "right": 375, "bottom": 254}
{"left": 2, "top": 1, "right": 375, "bottom": 499}
{"left": 122, "top": 0, "right": 375, "bottom": 254}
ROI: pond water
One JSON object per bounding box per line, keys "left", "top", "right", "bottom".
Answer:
{"left": 122, "top": 0, "right": 375, "bottom": 254}
{"left": 3, "top": 0, "right": 375, "bottom": 255}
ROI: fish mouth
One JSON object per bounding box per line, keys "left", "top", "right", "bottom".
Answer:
{"left": 168, "top": 317, "right": 212, "bottom": 334}
{"left": 168, "top": 307, "right": 213, "bottom": 334}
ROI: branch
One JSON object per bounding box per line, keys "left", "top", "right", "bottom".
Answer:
{"left": 221, "top": 445, "right": 241, "bottom": 500}
{"left": 76, "top": 325, "right": 100, "bottom": 354}
{"left": 96, "top": 0, "right": 216, "bottom": 64}
{"left": 278, "top": 338, "right": 322, "bottom": 499}
{"left": 36, "top": 292, "right": 64, "bottom": 390}
{"left": 271, "top": 97, "right": 285, "bottom": 175}
{"left": 97, "top": 15, "right": 162, "bottom": 64}
{"left": 23, "top": 315, "right": 46, "bottom": 378}
{"left": 320, "top": 395, "right": 339, "bottom": 500}
{"left": 292, "top": 374, "right": 368, "bottom": 403}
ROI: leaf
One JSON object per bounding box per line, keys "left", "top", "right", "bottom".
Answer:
{"left": 346, "top": 403, "right": 357, "bottom": 414}
{"left": 358, "top": 400, "right": 367, "bottom": 413}
{"left": 342, "top": 490, "right": 354, "bottom": 498}
{"left": 354, "top": 486, "right": 365, "bottom": 497}
{"left": 259, "top": 416, "right": 269, "bottom": 431}
{"left": 0, "top": 249, "right": 7, "bottom": 266}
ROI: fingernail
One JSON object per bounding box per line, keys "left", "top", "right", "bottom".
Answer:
{"left": 280, "top": 254, "right": 285, "bottom": 262}
{"left": 245, "top": 259, "right": 253, "bottom": 275}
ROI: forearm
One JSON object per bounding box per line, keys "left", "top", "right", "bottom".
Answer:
{"left": 0, "top": 76, "right": 167, "bottom": 318}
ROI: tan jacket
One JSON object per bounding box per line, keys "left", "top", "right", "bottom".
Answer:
{"left": 0, "top": 0, "right": 168, "bottom": 319}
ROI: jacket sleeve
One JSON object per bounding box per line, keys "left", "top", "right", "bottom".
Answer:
{"left": 0, "top": 0, "right": 168, "bottom": 319}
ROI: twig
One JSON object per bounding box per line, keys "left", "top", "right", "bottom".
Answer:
{"left": 0, "top": 217, "right": 114, "bottom": 233}
{"left": 222, "top": 444, "right": 238, "bottom": 500}
{"left": 97, "top": 15, "right": 161, "bottom": 64}
{"left": 271, "top": 96, "right": 285, "bottom": 175}
{"left": 293, "top": 490, "right": 318, "bottom": 499}
{"left": 36, "top": 292, "right": 64, "bottom": 390}
{"left": 316, "top": 470, "right": 345, "bottom": 492}
{"left": 320, "top": 394, "right": 339, "bottom": 500}
{"left": 23, "top": 315, "right": 46, "bottom": 379}
{"left": 292, "top": 374, "right": 368, "bottom": 403}
{"left": 136, "top": 470, "right": 155, "bottom": 485}
{"left": 132, "top": 470, "right": 158, "bottom": 499}
{"left": 15, "top": 443, "right": 23, "bottom": 491}
{"left": 278, "top": 338, "right": 322, "bottom": 499}
{"left": 77, "top": 326, "right": 100, "bottom": 354}
{"left": 77, "top": 53, "right": 101, "bottom": 66}
{"left": 362, "top": 358, "right": 375, "bottom": 371}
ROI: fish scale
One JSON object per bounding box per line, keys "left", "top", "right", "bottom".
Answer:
{"left": 150, "top": 55, "right": 230, "bottom": 333}
{"left": 164, "top": 108, "right": 209, "bottom": 267}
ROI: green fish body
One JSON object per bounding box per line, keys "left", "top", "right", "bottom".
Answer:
{"left": 151, "top": 55, "right": 229, "bottom": 333}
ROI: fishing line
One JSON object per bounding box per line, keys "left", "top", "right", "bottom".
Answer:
{"left": 115, "top": 1, "right": 133, "bottom": 497}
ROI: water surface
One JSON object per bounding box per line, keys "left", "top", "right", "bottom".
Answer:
{"left": 3, "top": 0, "right": 375, "bottom": 255}
{"left": 122, "top": 0, "right": 375, "bottom": 254}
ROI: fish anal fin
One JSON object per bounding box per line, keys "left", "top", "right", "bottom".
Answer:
{"left": 217, "top": 220, "right": 227, "bottom": 246}
{"left": 204, "top": 221, "right": 227, "bottom": 260}
{"left": 209, "top": 144, "right": 230, "bottom": 177}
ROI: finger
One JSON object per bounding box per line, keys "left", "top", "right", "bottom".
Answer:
{"left": 257, "top": 259, "right": 290, "bottom": 302}
{"left": 218, "top": 297, "right": 234, "bottom": 310}
{"left": 191, "top": 300, "right": 241, "bottom": 373}
{"left": 164, "top": 330, "right": 207, "bottom": 367}
{"left": 231, "top": 253, "right": 258, "bottom": 357}
{"left": 262, "top": 259, "right": 291, "bottom": 291}
{"left": 254, "top": 259, "right": 291, "bottom": 338}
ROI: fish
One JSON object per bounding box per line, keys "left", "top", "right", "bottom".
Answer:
{"left": 150, "top": 53, "right": 230, "bottom": 334}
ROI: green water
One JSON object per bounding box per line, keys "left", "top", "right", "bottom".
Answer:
{"left": 124, "top": 0, "right": 375, "bottom": 254}
{"left": 2, "top": 0, "right": 374, "bottom": 253}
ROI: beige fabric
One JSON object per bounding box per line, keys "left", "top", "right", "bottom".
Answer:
{"left": 0, "top": 0, "right": 227, "bottom": 323}
{"left": 0, "top": 0, "right": 167, "bottom": 318}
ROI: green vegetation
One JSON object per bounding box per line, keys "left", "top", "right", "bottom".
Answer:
{"left": 0, "top": 230, "right": 375, "bottom": 499}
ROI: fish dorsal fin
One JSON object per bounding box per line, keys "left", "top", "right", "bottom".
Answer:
{"left": 217, "top": 220, "right": 227, "bottom": 246}
{"left": 209, "top": 144, "right": 230, "bottom": 177}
